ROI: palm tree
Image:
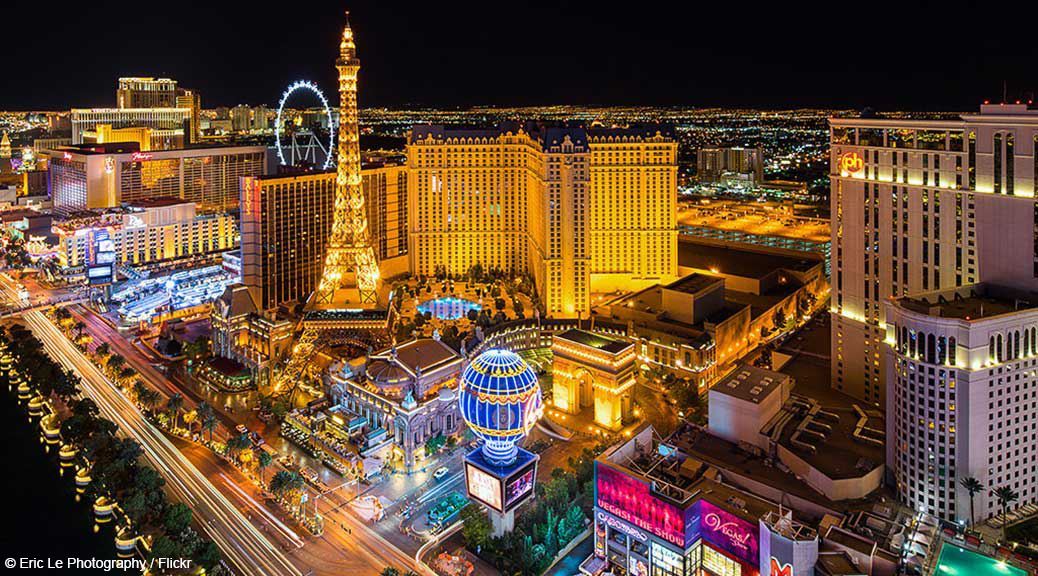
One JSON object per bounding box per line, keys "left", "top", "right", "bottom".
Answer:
{"left": 226, "top": 433, "right": 251, "bottom": 462}
{"left": 960, "top": 477, "right": 984, "bottom": 527}
{"left": 138, "top": 387, "right": 160, "bottom": 413}
{"left": 992, "top": 486, "right": 1020, "bottom": 541}
{"left": 256, "top": 450, "right": 273, "bottom": 486}
{"left": 107, "top": 354, "right": 125, "bottom": 373}
{"left": 95, "top": 342, "right": 110, "bottom": 358}
{"left": 269, "top": 471, "right": 304, "bottom": 508}
{"left": 72, "top": 320, "right": 86, "bottom": 340}
{"left": 196, "top": 401, "right": 216, "bottom": 442}
{"left": 165, "top": 393, "right": 184, "bottom": 431}
{"left": 379, "top": 568, "right": 400, "bottom": 576}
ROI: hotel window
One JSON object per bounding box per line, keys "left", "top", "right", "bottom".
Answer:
{"left": 994, "top": 133, "right": 1003, "bottom": 193}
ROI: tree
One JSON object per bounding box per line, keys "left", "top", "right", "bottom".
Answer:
{"left": 959, "top": 477, "right": 984, "bottom": 527}
{"left": 196, "top": 401, "right": 216, "bottom": 442}
{"left": 165, "top": 393, "right": 184, "bottom": 430}
{"left": 380, "top": 569, "right": 400, "bottom": 576}
{"left": 773, "top": 309, "right": 787, "bottom": 331}
{"left": 163, "top": 502, "right": 194, "bottom": 534}
{"left": 993, "top": 485, "right": 1020, "bottom": 541}
{"left": 72, "top": 320, "right": 86, "bottom": 340}
{"left": 459, "top": 503, "right": 492, "bottom": 552}
{"left": 256, "top": 449, "right": 273, "bottom": 485}
{"left": 466, "top": 308, "right": 479, "bottom": 322}
{"left": 494, "top": 297, "right": 506, "bottom": 311}
{"left": 193, "top": 540, "right": 222, "bottom": 572}
{"left": 269, "top": 471, "right": 305, "bottom": 507}
{"left": 95, "top": 342, "right": 111, "bottom": 358}
{"left": 107, "top": 354, "right": 126, "bottom": 373}
{"left": 138, "top": 387, "right": 160, "bottom": 413}
{"left": 226, "top": 433, "right": 252, "bottom": 462}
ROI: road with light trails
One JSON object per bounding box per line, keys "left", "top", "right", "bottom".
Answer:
{"left": 66, "top": 303, "right": 436, "bottom": 575}
{"left": 0, "top": 278, "right": 301, "bottom": 576}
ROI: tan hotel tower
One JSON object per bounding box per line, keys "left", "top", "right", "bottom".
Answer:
{"left": 408, "top": 124, "right": 678, "bottom": 317}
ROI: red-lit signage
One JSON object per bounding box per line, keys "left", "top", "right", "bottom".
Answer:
{"left": 130, "top": 152, "right": 153, "bottom": 162}
{"left": 62, "top": 152, "right": 72, "bottom": 161}
{"left": 770, "top": 557, "right": 793, "bottom": 576}
{"left": 839, "top": 151, "right": 863, "bottom": 175}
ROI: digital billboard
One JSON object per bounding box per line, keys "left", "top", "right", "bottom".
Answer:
{"left": 699, "top": 500, "right": 759, "bottom": 566}
{"left": 595, "top": 463, "right": 691, "bottom": 548}
{"left": 465, "top": 462, "right": 503, "bottom": 512}
{"left": 503, "top": 462, "right": 536, "bottom": 511}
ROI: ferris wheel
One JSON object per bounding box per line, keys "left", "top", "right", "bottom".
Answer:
{"left": 275, "top": 80, "right": 335, "bottom": 169}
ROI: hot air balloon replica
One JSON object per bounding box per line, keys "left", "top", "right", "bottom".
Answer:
{"left": 458, "top": 348, "right": 543, "bottom": 535}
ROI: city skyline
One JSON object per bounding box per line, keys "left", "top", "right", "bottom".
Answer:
{"left": 5, "top": 1, "right": 1038, "bottom": 111}
{"left": 4, "top": 6, "right": 1038, "bottom": 576}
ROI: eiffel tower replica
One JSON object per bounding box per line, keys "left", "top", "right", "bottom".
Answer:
{"left": 274, "top": 13, "right": 388, "bottom": 394}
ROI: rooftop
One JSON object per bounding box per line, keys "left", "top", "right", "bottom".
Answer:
{"left": 664, "top": 273, "right": 722, "bottom": 295}
{"left": 382, "top": 338, "right": 462, "bottom": 375}
{"left": 556, "top": 328, "right": 632, "bottom": 354}
{"left": 679, "top": 238, "right": 821, "bottom": 279}
{"left": 897, "top": 284, "right": 1038, "bottom": 321}
{"left": 127, "top": 197, "right": 192, "bottom": 209}
{"left": 712, "top": 364, "right": 789, "bottom": 404}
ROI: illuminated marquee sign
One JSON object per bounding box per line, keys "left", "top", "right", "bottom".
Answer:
{"left": 839, "top": 151, "right": 864, "bottom": 176}
{"left": 595, "top": 463, "right": 688, "bottom": 547}
{"left": 597, "top": 511, "right": 649, "bottom": 542}
{"left": 770, "top": 557, "right": 793, "bottom": 576}
{"left": 700, "top": 500, "right": 758, "bottom": 565}
{"left": 130, "top": 151, "right": 154, "bottom": 162}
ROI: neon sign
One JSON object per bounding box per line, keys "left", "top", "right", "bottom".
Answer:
{"left": 597, "top": 511, "right": 648, "bottom": 542}
{"left": 700, "top": 501, "right": 758, "bottom": 565}
{"left": 62, "top": 152, "right": 72, "bottom": 161}
{"left": 130, "top": 152, "right": 153, "bottom": 162}
{"left": 770, "top": 557, "right": 792, "bottom": 576}
{"left": 839, "top": 151, "right": 864, "bottom": 175}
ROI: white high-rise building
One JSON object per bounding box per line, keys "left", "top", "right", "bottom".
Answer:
{"left": 830, "top": 103, "right": 1038, "bottom": 522}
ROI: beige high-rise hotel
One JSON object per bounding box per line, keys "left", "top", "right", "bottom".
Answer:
{"left": 407, "top": 123, "right": 678, "bottom": 317}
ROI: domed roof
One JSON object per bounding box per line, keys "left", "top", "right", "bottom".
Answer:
{"left": 367, "top": 358, "right": 411, "bottom": 386}
{"left": 458, "top": 348, "right": 543, "bottom": 465}
{"left": 460, "top": 349, "right": 538, "bottom": 399}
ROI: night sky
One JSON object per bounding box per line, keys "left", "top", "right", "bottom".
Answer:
{"left": 3, "top": 0, "right": 1034, "bottom": 111}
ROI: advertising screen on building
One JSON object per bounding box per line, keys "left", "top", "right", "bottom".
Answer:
{"left": 466, "top": 462, "right": 503, "bottom": 512}
{"left": 595, "top": 463, "right": 690, "bottom": 547}
{"left": 699, "top": 500, "right": 759, "bottom": 566}
{"left": 504, "top": 462, "right": 536, "bottom": 511}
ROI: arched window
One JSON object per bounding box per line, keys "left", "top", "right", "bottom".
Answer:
{"left": 998, "top": 333, "right": 1004, "bottom": 362}
{"left": 927, "top": 333, "right": 936, "bottom": 364}
{"left": 938, "top": 336, "right": 946, "bottom": 365}
{"left": 949, "top": 336, "right": 957, "bottom": 366}
{"left": 1015, "top": 331, "right": 1021, "bottom": 359}
{"left": 911, "top": 331, "right": 918, "bottom": 357}
{"left": 902, "top": 326, "right": 909, "bottom": 354}
{"left": 989, "top": 335, "right": 995, "bottom": 361}
{"left": 1025, "top": 330, "right": 1030, "bottom": 358}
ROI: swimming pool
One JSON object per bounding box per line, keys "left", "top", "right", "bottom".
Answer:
{"left": 416, "top": 296, "right": 481, "bottom": 320}
{"left": 935, "top": 542, "right": 1026, "bottom": 576}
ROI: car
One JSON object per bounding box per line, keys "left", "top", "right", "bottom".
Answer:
{"left": 235, "top": 424, "right": 248, "bottom": 434}
{"left": 433, "top": 466, "right": 450, "bottom": 481}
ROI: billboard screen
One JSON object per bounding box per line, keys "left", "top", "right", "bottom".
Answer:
{"left": 465, "top": 462, "right": 503, "bottom": 512}
{"left": 699, "top": 500, "right": 759, "bottom": 566}
{"left": 595, "top": 463, "right": 689, "bottom": 547}
{"left": 504, "top": 462, "right": 536, "bottom": 511}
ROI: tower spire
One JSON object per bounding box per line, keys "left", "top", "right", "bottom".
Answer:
{"left": 339, "top": 10, "right": 357, "bottom": 64}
